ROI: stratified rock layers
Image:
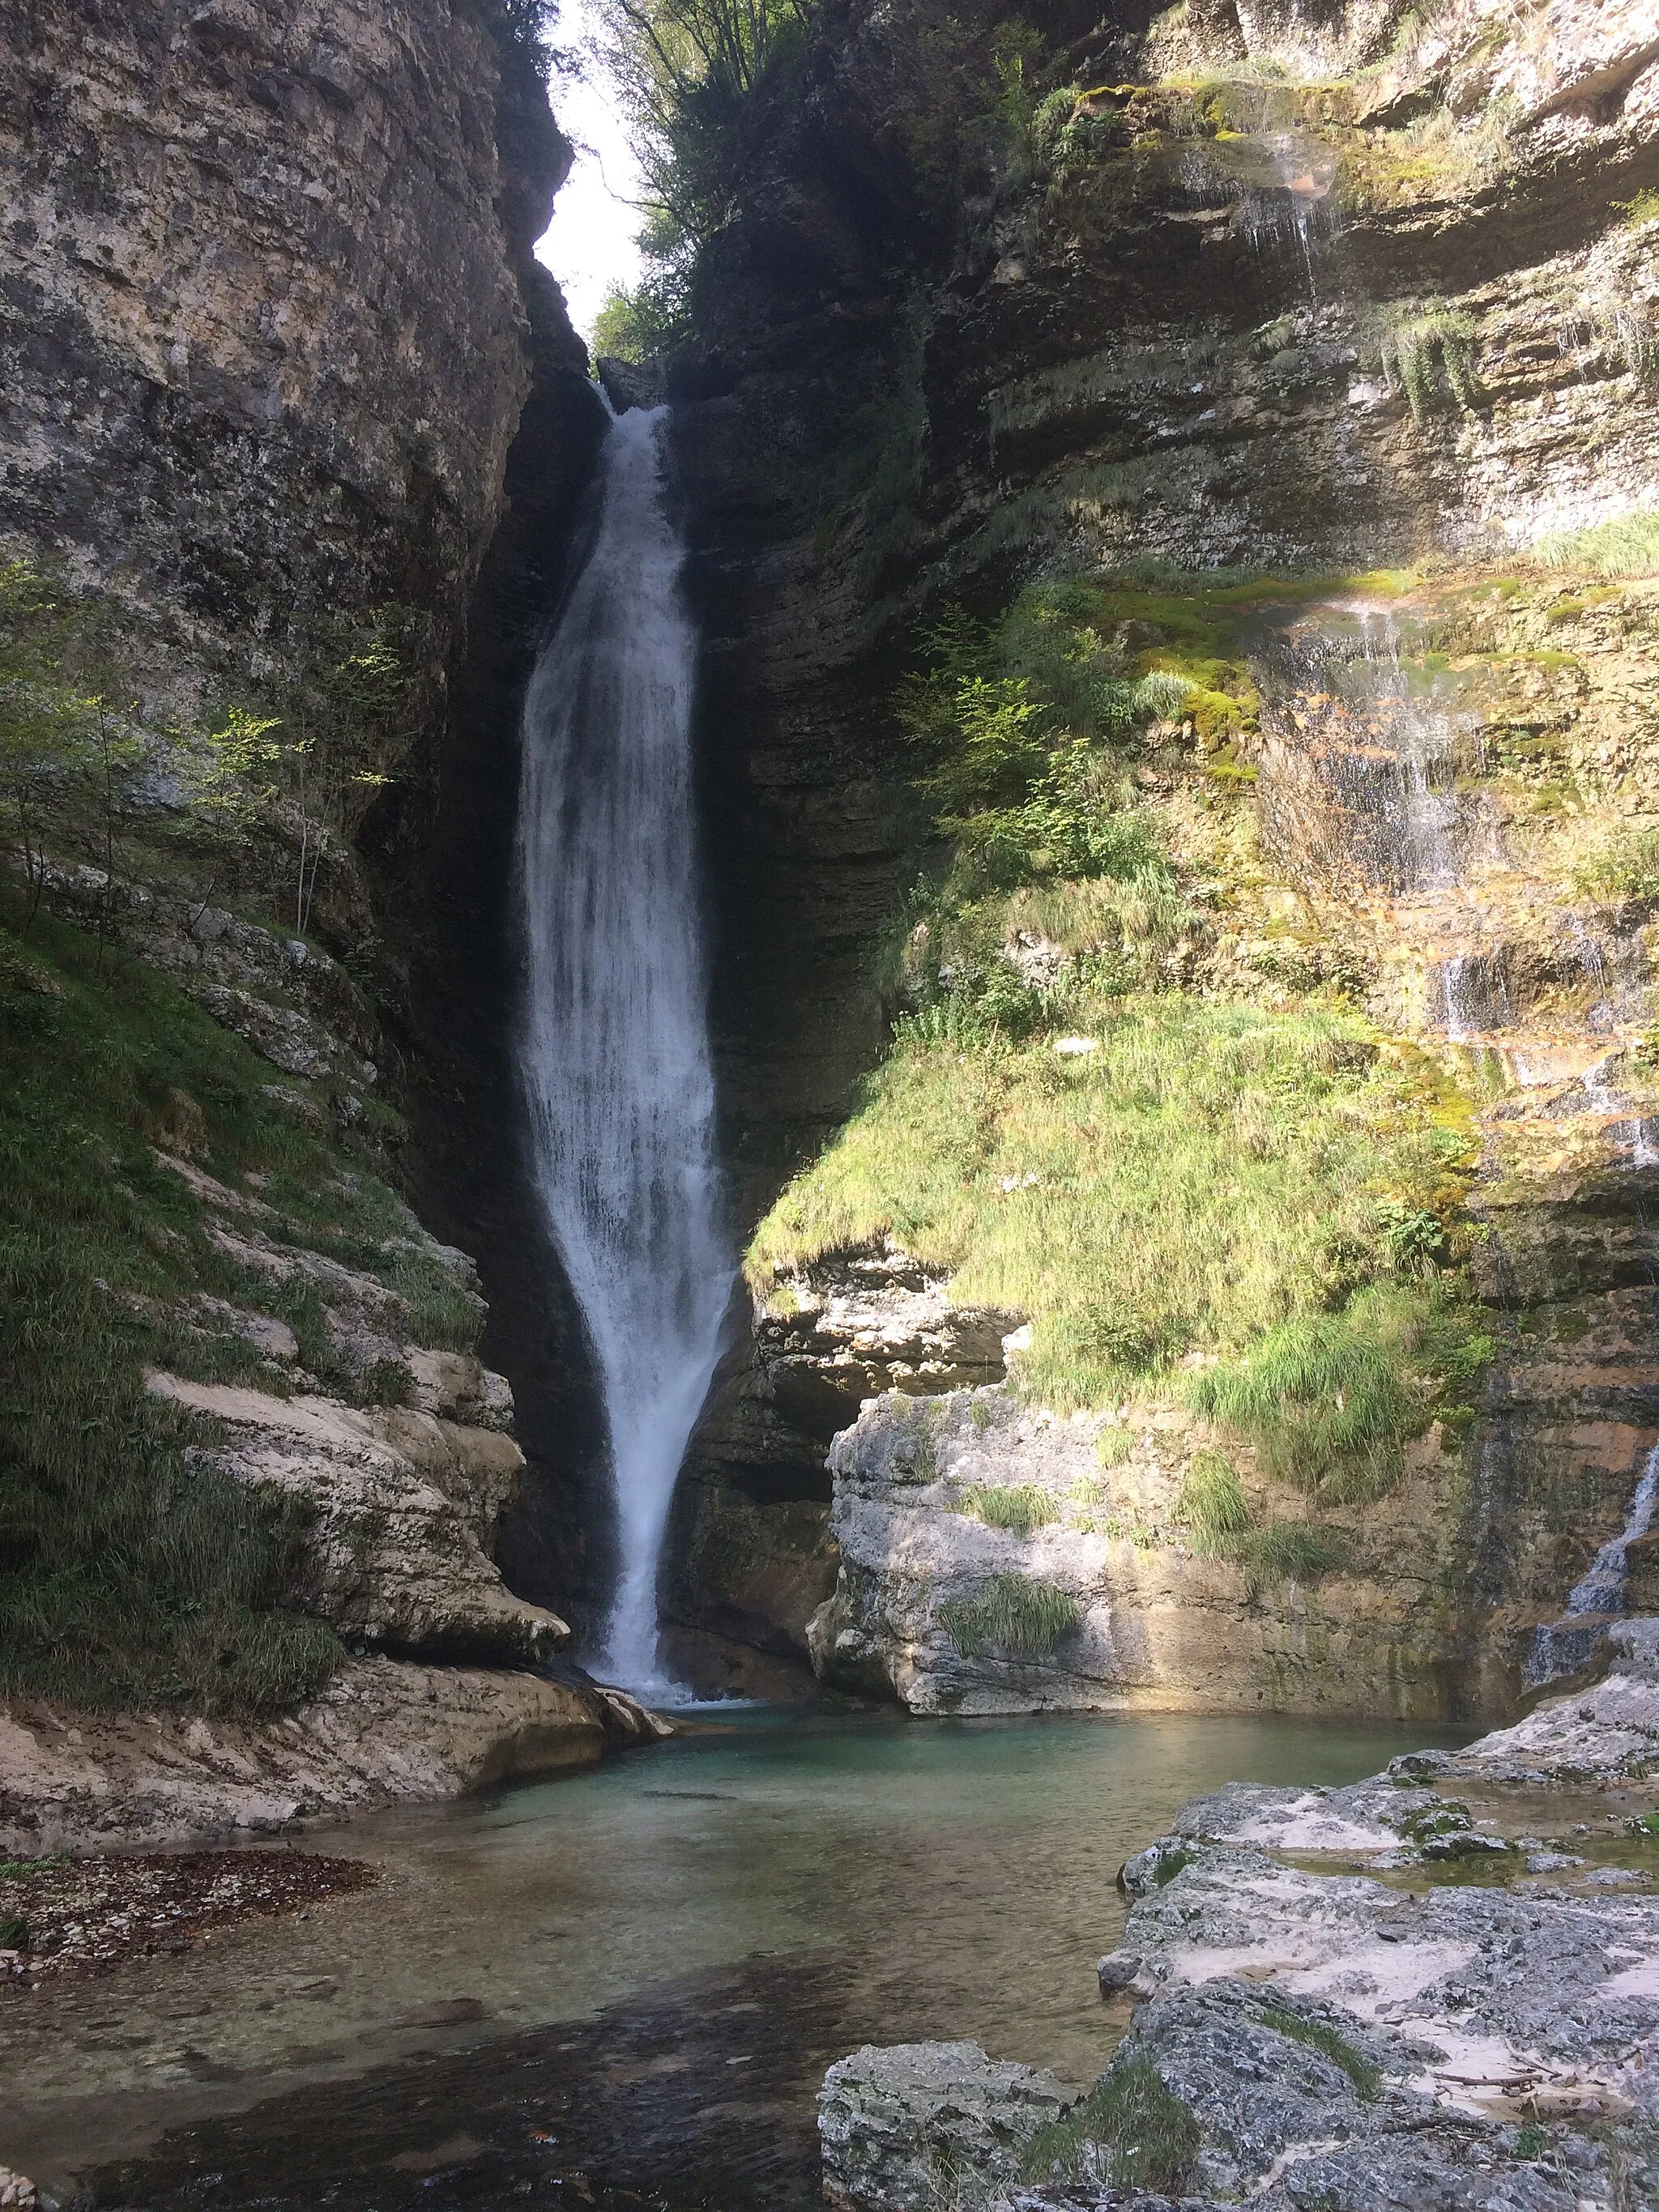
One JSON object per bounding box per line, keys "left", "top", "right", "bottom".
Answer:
{"left": 663, "top": 0, "right": 1659, "bottom": 1702}
{"left": 0, "top": 0, "right": 564, "bottom": 676}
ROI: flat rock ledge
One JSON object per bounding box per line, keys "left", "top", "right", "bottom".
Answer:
{"left": 0, "top": 1656, "right": 668, "bottom": 1854}
{"left": 818, "top": 1624, "right": 1659, "bottom": 2210}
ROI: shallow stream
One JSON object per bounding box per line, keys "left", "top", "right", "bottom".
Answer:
{"left": 3, "top": 1708, "right": 1473, "bottom": 2210}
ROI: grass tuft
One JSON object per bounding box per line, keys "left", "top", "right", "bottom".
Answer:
{"left": 1535, "top": 510, "right": 1659, "bottom": 579}
{"left": 1021, "top": 2055, "right": 1199, "bottom": 2193}
{"left": 1232, "top": 1519, "right": 1350, "bottom": 1584}
{"left": 938, "top": 1574, "right": 1081, "bottom": 1659}
{"left": 956, "top": 1482, "right": 1054, "bottom": 1534}
{"left": 1184, "top": 1284, "right": 1490, "bottom": 1502}
{"left": 1256, "top": 2003, "right": 1382, "bottom": 2099}
{"left": 1178, "top": 1449, "right": 1252, "bottom": 1553}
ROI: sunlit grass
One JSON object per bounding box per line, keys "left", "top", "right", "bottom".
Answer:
{"left": 749, "top": 995, "right": 1467, "bottom": 1412}
{"left": 956, "top": 1482, "right": 1055, "bottom": 1534}
{"left": 1536, "top": 510, "right": 1659, "bottom": 579}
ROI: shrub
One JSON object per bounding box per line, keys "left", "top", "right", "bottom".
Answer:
{"left": 1021, "top": 2056, "right": 1199, "bottom": 2193}
{"left": 939, "top": 1574, "right": 1081, "bottom": 1659}
{"left": 957, "top": 1483, "right": 1054, "bottom": 1534}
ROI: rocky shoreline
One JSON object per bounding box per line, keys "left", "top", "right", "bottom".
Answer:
{"left": 0, "top": 1657, "right": 667, "bottom": 1858}
{"left": 819, "top": 1622, "right": 1659, "bottom": 2210}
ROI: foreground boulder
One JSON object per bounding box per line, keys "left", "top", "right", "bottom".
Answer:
{"left": 819, "top": 1641, "right": 1659, "bottom": 2210}
{"left": 820, "top": 2042, "right": 1073, "bottom": 2212}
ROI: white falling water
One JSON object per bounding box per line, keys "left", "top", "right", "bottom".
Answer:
{"left": 1527, "top": 1444, "right": 1659, "bottom": 1684}
{"left": 517, "top": 401, "right": 735, "bottom": 1695}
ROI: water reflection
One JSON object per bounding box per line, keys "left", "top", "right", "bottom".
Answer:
{"left": 7, "top": 1708, "right": 1474, "bottom": 2208}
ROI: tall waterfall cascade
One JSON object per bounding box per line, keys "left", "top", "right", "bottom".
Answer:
{"left": 517, "top": 400, "right": 735, "bottom": 1694}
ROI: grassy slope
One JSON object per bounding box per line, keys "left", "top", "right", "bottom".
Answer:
{"left": 0, "top": 909, "right": 477, "bottom": 1713}
{"left": 748, "top": 568, "right": 1493, "bottom": 1509}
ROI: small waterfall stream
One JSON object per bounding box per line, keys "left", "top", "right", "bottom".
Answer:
{"left": 1256, "top": 594, "right": 1659, "bottom": 1687}
{"left": 517, "top": 401, "right": 734, "bottom": 1693}
{"left": 1527, "top": 1448, "right": 1659, "bottom": 1684}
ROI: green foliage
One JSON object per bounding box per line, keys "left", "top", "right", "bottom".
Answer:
{"left": 1184, "top": 1285, "right": 1493, "bottom": 1503}
{"left": 598, "top": 0, "right": 813, "bottom": 270}
{"left": 0, "top": 560, "right": 424, "bottom": 940}
{"left": 1256, "top": 2003, "right": 1382, "bottom": 2100}
{"left": 749, "top": 999, "right": 1458, "bottom": 1412}
{"left": 1565, "top": 817, "right": 1659, "bottom": 901}
{"left": 1514, "top": 2121, "right": 1546, "bottom": 2161}
{"left": 0, "top": 906, "right": 472, "bottom": 1712}
{"left": 591, "top": 266, "right": 689, "bottom": 360}
{"left": 1378, "top": 309, "right": 1481, "bottom": 424}
{"left": 1178, "top": 1449, "right": 1252, "bottom": 1554}
{"left": 1536, "top": 510, "right": 1659, "bottom": 580}
{"left": 1021, "top": 2056, "right": 1199, "bottom": 2194}
{"left": 1232, "top": 1520, "right": 1350, "bottom": 1583}
{"left": 1095, "top": 1423, "right": 1132, "bottom": 1468}
{"left": 956, "top": 1482, "right": 1053, "bottom": 1534}
{"left": 938, "top": 1574, "right": 1081, "bottom": 1658}
{"left": 1622, "top": 190, "right": 1659, "bottom": 228}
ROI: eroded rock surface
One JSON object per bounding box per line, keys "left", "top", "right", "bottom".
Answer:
{"left": 819, "top": 1644, "right": 1659, "bottom": 2210}
{"left": 807, "top": 1386, "right": 1484, "bottom": 1716}
{"left": 0, "top": 1657, "right": 666, "bottom": 1855}
{"left": 820, "top": 2043, "right": 1072, "bottom": 2212}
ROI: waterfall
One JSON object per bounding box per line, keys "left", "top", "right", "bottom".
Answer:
{"left": 1526, "top": 1446, "right": 1659, "bottom": 1685}
{"left": 516, "top": 401, "right": 735, "bottom": 1694}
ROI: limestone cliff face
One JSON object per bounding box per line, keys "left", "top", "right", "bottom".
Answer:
{"left": 0, "top": 0, "right": 574, "bottom": 701}
{"left": 662, "top": 0, "right": 1659, "bottom": 1702}
{"left": 0, "top": 0, "right": 628, "bottom": 1802}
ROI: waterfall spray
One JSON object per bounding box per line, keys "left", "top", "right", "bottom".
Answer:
{"left": 517, "top": 402, "right": 734, "bottom": 1694}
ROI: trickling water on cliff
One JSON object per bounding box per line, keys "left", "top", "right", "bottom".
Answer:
{"left": 1256, "top": 603, "right": 1467, "bottom": 894}
{"left": 1257, "top": 595, "right": 1659, "bottom": 1688}
{"left": 517, "top": 401, "right": 733, "bottom": 1693}
{"left": 1528, "top": 1447, "right": 1659, "bottom": 1685}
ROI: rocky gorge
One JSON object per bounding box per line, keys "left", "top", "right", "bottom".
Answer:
{"left": 4, "top": 0, "right": 1659, "bottom": 2203}
{"left": 650, "top": 0, "right": 1659, "bottom": 1732}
